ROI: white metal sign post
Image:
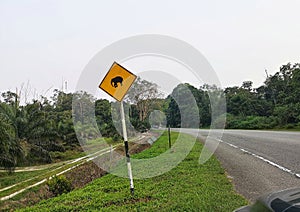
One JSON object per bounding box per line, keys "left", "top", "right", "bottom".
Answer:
{"left": 120, "top": 101, "right": 134, "bottom": 195}
{"left": 99, "top": 62, "right": 136, "bottom": 195}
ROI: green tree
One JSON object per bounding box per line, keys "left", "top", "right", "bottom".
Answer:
{"left": 0, "top": 95, "right": 24, "bottom": 171}
{"left": 125, "top": 77, "right": 162, "bottom": 131}
{"left": 95, "top": 99, "right": 120, "bottom": 138}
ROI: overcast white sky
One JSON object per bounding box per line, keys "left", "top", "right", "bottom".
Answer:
{"left": 1, "top": 0, "right": 300, "bottom": 99}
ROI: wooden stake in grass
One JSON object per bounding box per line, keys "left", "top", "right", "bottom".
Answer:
{"left": 168, "top": 125, "right": 171, "bottom": 149}
{"left": 120, "top": 101, "right": 134, "bottom": 195}
{"left": 109, "top": 144, "right": 113, "bottom": 170}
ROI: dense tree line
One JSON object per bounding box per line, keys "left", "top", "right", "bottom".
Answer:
{"left": 225, "top": 63, "right": 300, "bottom": 129}
{"left": 167, "top": 63, "right": 300, "bottom": 129}
{"left": 1, "top": 62, "right": 299, "bottom": 171}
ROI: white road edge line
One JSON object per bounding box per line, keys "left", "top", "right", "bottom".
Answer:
{"left": 219, "top": 139, "right": 300, "bottom": 179}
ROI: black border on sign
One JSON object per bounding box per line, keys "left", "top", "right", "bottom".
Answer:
{"left": 99, "top": 61, "right": 137, "bottom": 102}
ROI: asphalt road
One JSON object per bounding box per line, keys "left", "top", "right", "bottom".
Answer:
{"left": 177, "top": 129, "right": 300, "bottom": 202}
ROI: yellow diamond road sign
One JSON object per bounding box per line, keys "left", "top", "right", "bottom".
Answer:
{"left": 99, "top": 62, "right": 137, "bottom": 102}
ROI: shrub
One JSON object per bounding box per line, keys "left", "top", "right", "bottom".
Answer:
{"left": 46, "top": 175, "right": 73, "bottom": 196}
{"left": 225, "top": 115, "right": 279, "bottom": 129}
{"left": 112, "top": 134, "right": 121, "bottom": 142}
{"left": 26, "top": 145, "right": 52, "bottom": 165}
{"left": 285, "top": 124, "right": 295, "bottom": 129}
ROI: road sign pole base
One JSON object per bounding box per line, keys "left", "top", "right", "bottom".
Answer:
{"left": 130, "top": 188, "right": 134, "bottom": 196}
{"left": 120, "top": 101, "right": 134, "bottom": 195}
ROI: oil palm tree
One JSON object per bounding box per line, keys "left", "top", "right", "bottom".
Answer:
{"left": 0, "top": 103, "right": 23, "bottom": 171}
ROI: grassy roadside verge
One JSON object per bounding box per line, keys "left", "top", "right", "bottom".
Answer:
{"left": 19, "top": 132, "right": 248, "bottom": 211}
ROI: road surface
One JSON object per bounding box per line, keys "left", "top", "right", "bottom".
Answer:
{"left": 177, "top": 129, "right": 300, "bottom": 202}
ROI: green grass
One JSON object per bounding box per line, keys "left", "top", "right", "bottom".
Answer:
{"left": 50, "top": 150, "right": 86, "bottom": 162}
{"left": 18, "top": 132, "right": 248, "bottom": 211}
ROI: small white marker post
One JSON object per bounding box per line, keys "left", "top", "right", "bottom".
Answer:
{"left": 120, "top": 100, "right": 134, "bottom": 195}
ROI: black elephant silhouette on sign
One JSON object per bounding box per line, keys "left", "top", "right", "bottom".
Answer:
{"left": 111, "top": 76, "right": 123, "bottom": 88}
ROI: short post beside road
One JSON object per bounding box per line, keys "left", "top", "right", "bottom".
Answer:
{"left": 120, "top": 101, "right": 134, "bottom": 195}
{"left": 168, "top": 125, "right": 171, "bottom": 148}
{"left": 109, "top": 144, "right": 113, "bottom": 169}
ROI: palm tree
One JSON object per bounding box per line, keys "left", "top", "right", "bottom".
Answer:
{"left": 0, "top": 103, "right": 23, "bottom": 172}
